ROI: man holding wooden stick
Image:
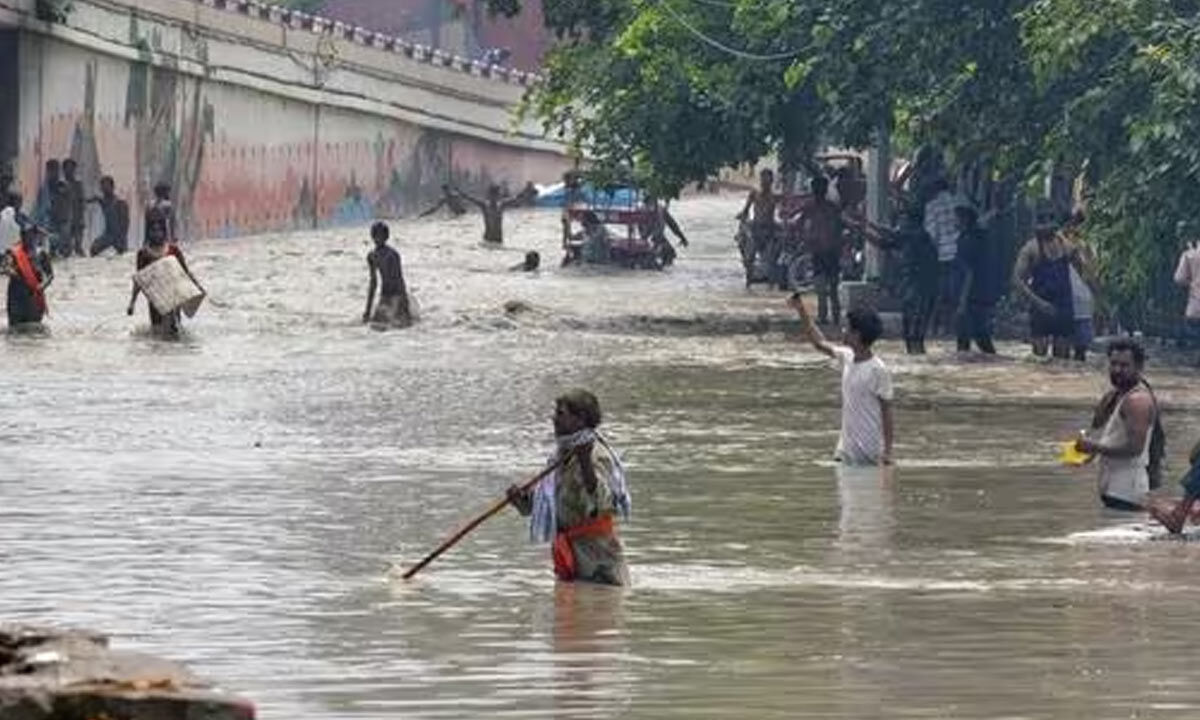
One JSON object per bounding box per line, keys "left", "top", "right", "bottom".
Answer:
{"left": 508, "top": 390, "right": 632, "bottom": 586}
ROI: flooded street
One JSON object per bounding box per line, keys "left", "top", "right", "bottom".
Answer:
{"left": 4, "top": 196, "right": 1200, "bottom": 719}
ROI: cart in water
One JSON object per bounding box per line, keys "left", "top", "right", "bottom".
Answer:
{"left": 562, "top": 188, "right": 678, "bottom": 271}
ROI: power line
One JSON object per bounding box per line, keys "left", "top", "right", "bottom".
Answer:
{"left": 658, "top": 0, "right": 803, "bottom": 62}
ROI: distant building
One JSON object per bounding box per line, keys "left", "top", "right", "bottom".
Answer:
{"left": 317, "top": 0, "right": 551, "bottom": 72}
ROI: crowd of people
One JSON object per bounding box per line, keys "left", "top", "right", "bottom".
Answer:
{"left": 737, "top": 167, "right": 1113, "bottom": 361}
{"left": 0, "top": 163, "right": 196, "bottom": 334}
{"left": 6, "top": 157, "right": 1200, "bottom": 590}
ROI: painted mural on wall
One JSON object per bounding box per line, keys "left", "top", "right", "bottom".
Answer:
{"left": 17, "top": 30, "right": 569, "bottom": 243}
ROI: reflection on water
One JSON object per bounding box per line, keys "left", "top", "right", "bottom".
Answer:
{"left": 3, "top": 196, "right": 1200, "bottom": 717}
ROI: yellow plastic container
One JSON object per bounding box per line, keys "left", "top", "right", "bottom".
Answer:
{"left": 1058, "top": 440, "right": 1093, "bottom": 467}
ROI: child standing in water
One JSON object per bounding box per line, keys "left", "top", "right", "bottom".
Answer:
{"left": 787, "top": 293, "right": 895, "bottom": 466}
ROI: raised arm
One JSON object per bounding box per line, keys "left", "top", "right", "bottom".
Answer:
{"left": 452, "top": 186, "right": 486, "bottom": 210}
{"left": 843, "top": 213, "right": 892, "bottom": 249}
{"left": 662, "top": 208, "right": 688, "bottom": 246}
{"left": 417, "top": 198, "right": 447, "bottom": 218}
{"left": 736, "top": 190, "right": 756, "bottom": 220}
{"left": 1175, "top": 249, "right": 1192, "bottom": 288}
{"left": 786, "top": 293, "right": 836, "bottom": 358}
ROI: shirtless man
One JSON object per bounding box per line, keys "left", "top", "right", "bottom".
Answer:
{"left": 363, "top": 221, "right": 412, "bottom": 327}
{"left": 736, "top": 169, "right": 780, "bottom": 282}
{"left": 639, "top": 195, "right": 689, "bottom": 268}
{"left": 792, "top": 175, "right": 843, "bottom": 324}
{"left": 455, "top": 184, "right": 523, "bottom": 245}
{"left": 145, "top": 182, "right": 176, "bottom": 247}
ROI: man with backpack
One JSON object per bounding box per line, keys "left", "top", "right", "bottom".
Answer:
{"left": 1075, "top": 339, "right": 1165, "bottom": 511}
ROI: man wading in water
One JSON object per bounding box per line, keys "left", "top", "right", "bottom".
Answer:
{"left": 1076, "top": 339, "right": 1162, "bottom": 511}
{"left": 127, "top": 218, "right": 204, "bottom": 337}
{"left": 788, "top": 294, "right": 895, "bottom": 466}
{"left": 507, "top": 390, "right": 632, "bottom": 586}
{"left": 737, "top": 168, "right": 781, "bottom": 285}
{"left": 5, "top": 222, "right": 53, "bottom": 329}
{"left": 455, "top": 184, "right": 523, "bottom": 245}
{"left": 363, "top": 221, "right": 412, "bottom": 327}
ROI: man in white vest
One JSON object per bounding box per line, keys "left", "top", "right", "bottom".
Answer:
{"left": 1075, "top": 339, "right": 1157, "bottom": 511}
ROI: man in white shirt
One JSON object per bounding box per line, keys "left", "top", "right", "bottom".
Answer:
{"left": 923, "top": 179, "right": 960, "bottom": 335}
{"left": 787, "top": 294, "right": 895, "bottom": 465}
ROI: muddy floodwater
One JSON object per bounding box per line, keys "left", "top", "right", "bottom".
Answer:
{"left": 3, "top": 196, "right": 1200, "bottom": 719}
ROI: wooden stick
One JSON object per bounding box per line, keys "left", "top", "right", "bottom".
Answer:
{"left": 399, "top": 459, "right": 563, "bottom": 580}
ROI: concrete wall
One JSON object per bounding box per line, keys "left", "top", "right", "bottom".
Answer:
{"left": 0, "top": 0, "right": 569, "bottom": 241}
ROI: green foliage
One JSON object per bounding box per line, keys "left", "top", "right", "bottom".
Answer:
{"left": 491, "top": 0, "right": 1200, "bottom": 321}
{"left": 1023, "top": 0, "right": 1200, "bottom": 327}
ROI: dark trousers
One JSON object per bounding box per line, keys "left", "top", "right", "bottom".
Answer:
{"left": 814, "top": 250, "right": 841, "bottom": 325}
{"left": 957, "top": 302, "right": 997, "bottom": 354}
{"left": 931, "top": 261, "right": 959, "bottom": 334}
{"left": 902, "top": 290, "right": 936, "bottom": 354}
{"left": 91, "top": 233, "right": 128, "bottom": 256}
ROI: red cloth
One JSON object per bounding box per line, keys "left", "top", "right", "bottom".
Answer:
{"left": 11, "top": 244, "right": 45, "bottom": 313}
{"left": 552, "top": 514, "right": 614, "bottom": 581}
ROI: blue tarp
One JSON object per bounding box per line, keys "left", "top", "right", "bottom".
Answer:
{"left": 534, "top": 183, "right": 639, "bottom": 209}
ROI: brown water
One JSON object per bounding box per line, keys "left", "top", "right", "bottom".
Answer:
{"left": 3, "top": 197, "right": 1200, "bottom": 719}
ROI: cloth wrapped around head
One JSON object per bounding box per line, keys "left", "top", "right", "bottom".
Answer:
{"left": 529, "top": 390, "right": 632, "bottom": 543}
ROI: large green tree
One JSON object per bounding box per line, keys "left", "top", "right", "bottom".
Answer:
{"left": 495, "top": 0, "right": 1200, "bottom": 324}
{"left": 1023, "top": 0, "right": 1200, "bottom": 328}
